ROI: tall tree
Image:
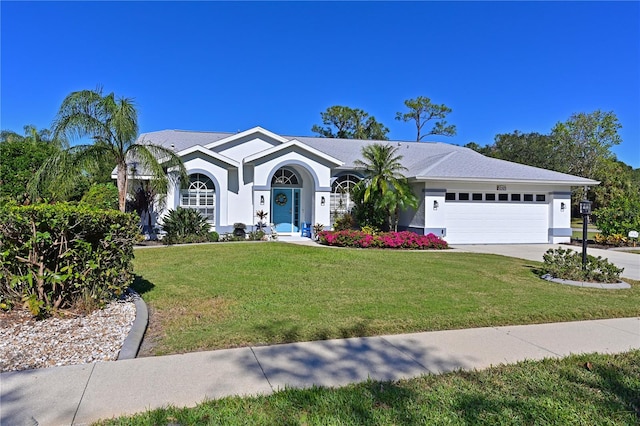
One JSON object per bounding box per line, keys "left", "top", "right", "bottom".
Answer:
{"left": 353, "top": 143, "right": 418, "bottom": 231}
{"left": 551, "top": 110, "right": 622, "bottom": 179}
{"left": 395, "top": 96, "right": 456, "bottom": 141}
{"left": 33, "top": 88, "right": 187, "bottom": 212}
{"left": 312, "top": 106, "right": 389, "bottom": 140}
{"left": 487, "top": 131, "right": 567, "bottom": 172}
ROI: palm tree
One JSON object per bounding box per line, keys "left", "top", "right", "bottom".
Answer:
{"left": 353, "top": 143, "right": 418, "bottom": 231}
{"left": 32, "top": 88, "right": 187, "bottom": 212}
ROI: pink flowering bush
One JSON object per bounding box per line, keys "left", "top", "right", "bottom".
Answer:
{"left": 317, "top": 230, "right": 448, "bottom": 250}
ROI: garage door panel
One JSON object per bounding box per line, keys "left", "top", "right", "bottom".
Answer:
{"left": 444, "top": 203, "right": 548, "bottom": 244}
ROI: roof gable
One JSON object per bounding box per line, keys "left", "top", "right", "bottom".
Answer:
{"left": 244, "top": 139, "right": 343, "bottom": 167}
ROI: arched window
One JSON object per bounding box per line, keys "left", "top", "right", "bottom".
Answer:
{"left": 271, "top": 168, "right": 300, "bottom": 186}
{"left": 330, "top": 174, "right": 360, "bottom": 224}
{"left": 180, "top": 173, "right": 215, "bottom": 221}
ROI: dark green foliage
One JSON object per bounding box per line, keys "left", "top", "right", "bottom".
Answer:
{"left": 333, "top": 212, "right": 356, "bottom": 231}
{"left": 208, "top": 231, "right": 219, "bottom": 242}
{"left": 247, "top": 230, "right": 265, "bottom": 241}
{"left": 0, "top": 203, "right": 138, "bottom": 316}
{"left": 593, "top": 189, "right": 640, "bottom": 237}
{"left": 161, "top": 208, "right": 211, "bottom": 245}
{"left": 542, "top": 248, "right": 624, "bottom": 283}
{"left": 352, "top": 144, "right": 418, "bottom": 231}
{"left": 485, "top": 131, "right": 565, "bottom": 172}
{"left": 312, "top": 105, "right": 389, "bottom": 140}
{"left": 0, "top": 129, "right": 60, "bottom": 204}
{"left": 80, "top": 183, "right": 119, "bottom": 210}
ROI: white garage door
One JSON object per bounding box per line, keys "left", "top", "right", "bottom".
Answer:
{"left": 445, "top": 202, "right": 549, "bottom": 244}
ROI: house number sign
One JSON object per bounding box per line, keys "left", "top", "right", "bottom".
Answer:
{"left": 496, "top": 185, "right": 507, "bottom": 191}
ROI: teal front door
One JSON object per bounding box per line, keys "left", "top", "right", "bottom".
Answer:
{"left": 272, "top": 188, "right": 300, "bottom": 233}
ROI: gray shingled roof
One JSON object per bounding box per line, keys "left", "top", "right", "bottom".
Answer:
{"left": 136, "top": 129, "right": 597, "bottom": 185}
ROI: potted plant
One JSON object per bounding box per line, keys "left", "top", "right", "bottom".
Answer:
{"left": 313, "top": 223, "right": 324, "bottom": 241}
{"left": 233, "top": 222, "right": 246, "bottom": 238}
{"left": 256, "top": 210, "right": 269, "bottom": 231}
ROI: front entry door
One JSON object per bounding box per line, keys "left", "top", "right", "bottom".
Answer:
{"left": 272, "top": 188, "right": 300, "bottom": 233}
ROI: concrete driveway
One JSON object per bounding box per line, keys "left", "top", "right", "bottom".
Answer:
{"left": 449, "top": 244, "right": 639, "bottom": 281}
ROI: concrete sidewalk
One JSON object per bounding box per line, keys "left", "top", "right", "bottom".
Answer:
{"left": 2, "top": 318, "right": 639, "bottom": 426}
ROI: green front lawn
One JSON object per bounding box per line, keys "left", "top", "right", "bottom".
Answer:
{"left": 132, "top": 243, "right": 639, "bottom": 356}
{"left": 98, "top": 350, "right": 640, "bottom": 425}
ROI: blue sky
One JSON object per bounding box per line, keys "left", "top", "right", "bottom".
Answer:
{"left": 2, "top": 1, "right": 639, "bottom": 168}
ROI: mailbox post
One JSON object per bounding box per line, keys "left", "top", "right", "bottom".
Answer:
{"left": 579, "top": 199, "right": 592, "bottom": 270}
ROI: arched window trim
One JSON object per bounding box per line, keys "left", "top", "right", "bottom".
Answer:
{"left": 330, "top": 174, "right": 361, "bottom": 225}
{"left": 180, "top": 173, "right": 215, "bottom": 222}
{"left": 271, "top": 167, "right": 300, "bottom": 186}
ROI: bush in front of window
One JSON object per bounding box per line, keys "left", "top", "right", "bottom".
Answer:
{"left": 162, "top": 207, "right": 211, "bottom": 245}
{"left": 542, "top": 248, "right": 624, "bottom": 283}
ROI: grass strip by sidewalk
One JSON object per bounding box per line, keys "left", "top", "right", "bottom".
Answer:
{"left": 132, "top": 243, "right": 640, "bottom": 355}
{"left": 97, "top": 350, "right": 640, "bottom": 425}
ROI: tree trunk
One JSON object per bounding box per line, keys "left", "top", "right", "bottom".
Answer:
{"left": 117, "top": 161, "right": 128, "bottom": 212}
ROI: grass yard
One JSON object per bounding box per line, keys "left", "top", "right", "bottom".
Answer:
{"left": 571, "top": 230, "right": 598, "bottom": 240}
{"left": 98, "top": 350, "right": 640, "bottom": 425}
{"left": 132, "top": 243, "right": 640, "bottom": 356}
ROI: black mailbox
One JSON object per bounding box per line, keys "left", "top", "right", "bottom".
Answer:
{"left": 579, "top": 200, "right": 592, "bottom": 215}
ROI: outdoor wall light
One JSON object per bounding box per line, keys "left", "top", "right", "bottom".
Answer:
{"left": 433, "top": 200, "right": 439, "bottom": 210}
{"left": 560, "top": 202, "right": 566, "bottom": 212}
{"left": 321, "top": 196, "right": 326, "bottom": 206}
{"left": 260, "top": 195, "right": 265, "bottom": 205}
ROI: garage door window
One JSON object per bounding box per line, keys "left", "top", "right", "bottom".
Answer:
{"left": 445, "top": 192, "right": 548, "bottom": 203}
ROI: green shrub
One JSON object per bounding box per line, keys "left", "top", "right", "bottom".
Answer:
{"left": 161, "top": 208, "right": 210, "bottom": 245}
{"left": 246, "top": 230, "right": 265, "bottom": 241}
{"left": 80, "top": 183, "right": 119, "bottom": 210}
{"left": 208, "top": 231, "right": 219, "bottom": 242}
{"left": 0, "top": 203, "right": 138, "bottom": 316}
{"left": 334, "top": 213, "right": 355, "bottom": 231}
{"left": 593, "top": 197, "right": 640, "bottom": 237}
{"left": 542, "top": 248, "right": 624, "bottom": 283}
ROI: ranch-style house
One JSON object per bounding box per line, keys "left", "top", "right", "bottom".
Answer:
{"left": 122, "top": 126, "right": 597, "bottom": 244}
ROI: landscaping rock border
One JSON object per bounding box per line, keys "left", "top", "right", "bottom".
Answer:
{"left": 540, "top": 274, "right": 631, "bottom": 289}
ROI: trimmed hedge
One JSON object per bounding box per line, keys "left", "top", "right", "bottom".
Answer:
{"left": 0, "top": 203, "right": 139, "bottom": 316}
{"left": 318, "top": 230, "right": 448, "bottom": 250}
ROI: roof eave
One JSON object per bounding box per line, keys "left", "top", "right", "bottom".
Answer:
{"left": 413, "top": 176, "right": 600, "bottom": 186}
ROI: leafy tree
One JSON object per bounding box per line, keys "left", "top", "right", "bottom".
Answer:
{"left": 463, "top": 142, "right": 490, "bottom": 154}
{"left": 395, "top": 96, "right": 456, "bottom": 141}
{"left": 589, "top": 159, "right": 639, "bottom": 210}
{"left": 80, "top": 183, "right": 119, "bottom": 210}
{"left": 486, "top": 131, "right": 567, "bottom": 172}
{"left": 0, "top": 126, "right": 62, "bottom": 204}
{"left": 352, "top": 143, "right": 418, "bottom": 231}
{"left": 593, "top": 196, "right": 640, "bottom": 238}
{"left": 312, "top": 106, "right": 389, "bottom": 140}
{"left": 33, "top": 88, "right": 187, "bottom": 212}
{"left": 551, "top": 110, "right": 622, "bottom": 179}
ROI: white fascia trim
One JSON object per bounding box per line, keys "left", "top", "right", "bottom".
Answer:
{"left": 203, "top": 126, "right": 289, "bottom": 150}
{"left": 177, "top": 145, "right": 240, "bottom": 168}
{"left": 244, "top": 139, "right": 344, "bottom": 166}
{"left": 413, "top": 176, "right": 600, "bottom": 185}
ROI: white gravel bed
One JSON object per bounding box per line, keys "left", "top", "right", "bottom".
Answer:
{"left": 0, "top": 299, "right": 136, "bottom": 373}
